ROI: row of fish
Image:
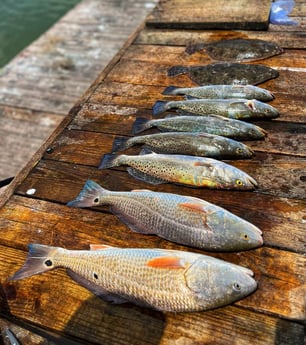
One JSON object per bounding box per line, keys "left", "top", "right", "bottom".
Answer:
{"left": 11, "top": 38, "right": 281, "bottom": 313}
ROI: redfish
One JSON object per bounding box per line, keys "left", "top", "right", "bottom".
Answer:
{"left": 152, "top": 99, "right": 279, "bottom": 119}
{"left": 11, "top": 244, "right": 257, "bottom": 312}
{"left": 162, "top": 84, "right": 274, "bottom": 101}
{"left": 67, "top": 180, "right": 263, "bottom": 251}
{"left": 132, "top": 115, "right": 267, "bottom": 140}
{"left": 99, "top": 151, "right": 258, "bottom": 190}
{"left": 111, "top": 132, "right": 254, "bottom": 159}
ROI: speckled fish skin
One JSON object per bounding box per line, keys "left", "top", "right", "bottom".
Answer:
{"left": 99, "top": 151, "right": 258, "bottom": 190}
{"left": 132, "top": 115, "right": 267, "bottom": 140}
{"left": 11, "top": 244, "right": 257, "bottom": 312}
{"left": 152, "top": 99, "right": 279, "bottom": 119}
{"left": 112, "top": 132, "right": 254, "bottom": 159}
{"left": 167, "top": 63, "right": 279, "bottom": 85}
{"left": 186, "top": 39, "right": 283, "bottom": 62}
{"left": 162, "top": 84, "right": 274, "bottom": 101}
{"left": 67, "top": 180, "right": 263, "bottom": 251}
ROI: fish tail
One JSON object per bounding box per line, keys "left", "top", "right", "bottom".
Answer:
{"left": 132, "top": 118, "right": 151, "bottom": 134}
{"left": 10, "top": 244, "right": 59, "bottom": 281}
{"left": 99, "top": 153, "right": 121, "bottom": 169}
{"left": 167, "top": 65, "right": 188, "bottom": 77}
{"left": 162, "top": 86, "right": 179, "bottom": 95}
{"left": 67, "top": 180, "right": 108, "bottom": 207}
{"left": 152, "top": 101, "right": 169, "bottom": 116}
{"left": 112, "top": 136, "right": 131, "bottom": 152}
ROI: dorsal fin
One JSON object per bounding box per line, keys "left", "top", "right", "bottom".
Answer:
{"left": 90, "top": 244, "right": 114, "bottom": 251}
{"left": 147, "top": 256, "right": 186, "bottom": 269}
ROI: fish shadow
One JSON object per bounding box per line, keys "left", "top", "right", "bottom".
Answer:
{"left": 63, "top": 296, "right": 166, "bottom": 345}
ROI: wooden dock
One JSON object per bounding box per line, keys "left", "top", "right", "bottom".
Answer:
{"left": 0, "top": 0, "right": 157, "bottom": 181}
{"left": 0, "top": 0, "right": 305, "bottom": 344}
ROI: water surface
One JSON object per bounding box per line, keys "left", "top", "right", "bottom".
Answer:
{"left": 0, "top": 0, "right": 80, "bottom": 67}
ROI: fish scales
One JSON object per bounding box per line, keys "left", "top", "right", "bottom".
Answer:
{"left": 186, "top": 38, "right": 283, "bottom": 62}
{"left": 11, "top": 244, "right": 257, "bottom": 312}
{"left": 167, "top": 63, "right": 279, "bottom": 85}
{"left": 99, "top": 152, "right": 257, "bottom": 190}
{"left": 112, "top": 132, "right": 254, "bottom": 159}
{"left": 132, "top": 115, "right": 267, "bottom": 140}
{"left": 152, "top": 99, "right": 279, "bottom": 119}
{"left": 67, "top": 181, "right": 263, "bottom": 251}
{"left": 162, "top": 84, "right": 274, "bottom": 101}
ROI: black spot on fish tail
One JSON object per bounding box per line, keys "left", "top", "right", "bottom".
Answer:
{"left": 67, "top": 180, "right": 106, "bottom": 208}
{"left": 167, "top": 65, "right": 189, "bottom": 77}
{"left": 132, "top": 117, "right": 151, "bottom": 134}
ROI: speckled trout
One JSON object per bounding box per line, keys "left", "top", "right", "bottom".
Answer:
{"left": 111, "top": 132, "right": 254, "bottom": 159}
{"left": 162, "top": 84, "right": 274, "bottom": 101}
{"left": 11, "top": 244, "right": 257, "bottom": 312}
{"left": 67, "top": 180, "right": 263, "bottom": 251}
{"left": 152, "top": 98, "right": 279, "bottom": 119}
{"left": 132, "top": 115, "right": 267, "bottom": 140}
{"left": 99, "top": 151, "right": 258, "bottom": 190}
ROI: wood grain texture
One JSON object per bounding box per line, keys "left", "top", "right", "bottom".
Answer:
{"left": 146, "top": 0, "right": 271, "bottom": 30}
{"left": 0, "top": 1, "right": 305, "bottom": 344}
{"left": 0, "top": 197, "right": 305, "bottom": 325}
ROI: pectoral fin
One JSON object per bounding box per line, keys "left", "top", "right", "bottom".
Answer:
{"left": 147, "top": 256, "right": 186, "bottom": 269}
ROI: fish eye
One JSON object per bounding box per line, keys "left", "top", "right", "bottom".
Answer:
{"left": 236, "top": 148, "right": 243, "bottom": 154}
{"left": 233, "top": 282, "right": 241, "bottom": 291}
{"left": 243, "top": 234, "right": 249, "bottom": 241}
{"left": 236, "top": 179, "right": 243, "bottom": 186}
{"left": 93, "top": 197, "right": 100, "bottom": 204}
{"left": 44, "top": 259, "right": 53, "bottom": 267}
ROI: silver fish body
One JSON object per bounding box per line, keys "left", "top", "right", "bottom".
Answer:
{"left": 162, "top": 84, "right": 274, "bottom": 101}
{"left": 99, "top": 151, "right": 258, "bottom": 190}
{"left": 112, "top": 132, "right": 254, "bottom": 159}
{"left": 132, "top": 115, "right": 267, "bottom": 140}
{"left": 167, "top": 63, "right": 279, "bottom": 85}
{"left": 152, "top": 99, "right": 279, "bottom": 119}
{"left": 11, "top": 244, "right": 257, "bottom": 312}
{"left": 67, "top": 180, "right": 263, "bottom": 251}
{"left": 186, "top": 38, "right": 283, "bottom": 62}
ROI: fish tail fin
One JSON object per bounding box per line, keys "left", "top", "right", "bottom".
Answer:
{"left": 162, "top": 86, "right": 179, "bottom": 95}
{"left": 111, "top": 136, "right": 131, "bottom": 152}
{"left": 167, "top": 66, "right": 188, "bottom": 77}
{"left": 99, "top": 153, "right": 121, "bottom": 170}
{"left": 152, "top": 101, "right": 168, "bottom": 116}
{"left": 132, "top": 118, "right": 151, "bottom": 134}
{"left": 67, "top": 180, "right": 107, "bottom": 207}
{"left": 10, "top": 244, "right": 59, "bottom": 280}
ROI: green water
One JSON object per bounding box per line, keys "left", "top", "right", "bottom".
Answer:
{"left": 0, "top": 0, "right": 80, "bottom": 67}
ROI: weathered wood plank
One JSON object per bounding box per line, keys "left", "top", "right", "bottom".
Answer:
{"left": 0, "top": 317, "right": 81, "bottom": 345}
{"left": 10, "top": 161, "right": 306, "bottom": 254}
{"left": 146, "top": 0, "right": 271, "bottom": 30}
{"left": 136, "top": 28, "right": 306, "bottom": 49}
{"left": 0, "top": 105, "right": 63, "bottom": 180}
{"left": 120, "top": 44, "right": 306, "bottom": 69}
{"left": 0, "top": 197, "right": 305, "bottom": 325}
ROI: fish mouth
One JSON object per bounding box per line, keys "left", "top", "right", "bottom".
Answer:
{"left": 247, "top": 176, "right": 258, "bottom": 189}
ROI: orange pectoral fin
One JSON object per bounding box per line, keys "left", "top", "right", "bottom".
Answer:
{"left": 147, "top": 256, "right": 186, "bottom": 269}
{"left": 90, "top": 244, "right": 114, "bottom": 251}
